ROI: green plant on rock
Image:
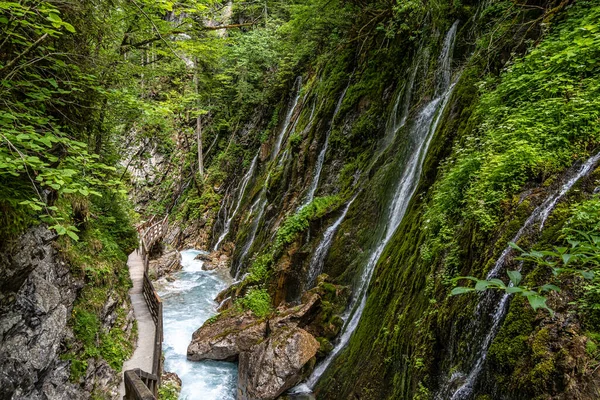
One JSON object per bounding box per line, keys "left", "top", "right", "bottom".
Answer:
{"left": 238, "top": 288, "right": 273, "bottom": 318}
{"left": 452, "top": 231, "right": 600, "bottom": 315}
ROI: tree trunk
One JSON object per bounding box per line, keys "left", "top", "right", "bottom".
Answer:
{"left": 196, "top": 115, "right": 204, "bottom": 177}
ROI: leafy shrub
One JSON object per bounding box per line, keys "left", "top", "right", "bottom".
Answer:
{"left": 239, "top": 289, "right": 273, "bottom": 318}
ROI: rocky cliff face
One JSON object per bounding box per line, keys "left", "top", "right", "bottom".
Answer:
{"left": 0, "top": 225, "right": 133, "bottom": 400}
{"left": 135, "top": 0, "right": 600, "bottom": 398}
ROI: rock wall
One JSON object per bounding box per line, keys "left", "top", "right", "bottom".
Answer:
{"left": 0, "top": 225, "right": 132, "bottom": 400}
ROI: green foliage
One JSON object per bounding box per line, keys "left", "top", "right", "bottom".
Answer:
{"left": 452, "top": 232, "right": 600, "bottom": 316}
{"left": 58, "top": 192, "right": 137, "bottom": 381}
{"left": 158, "top": 380, "right": 180, "bottom": 400}
{"left": 0, "top": 1, "right": 131, "bottom": 237}
{"left": 238, "top": 288, "right": 273, "bottom": 318}
{"left": 424, "top": 2, "right": 600, "bottom": 258}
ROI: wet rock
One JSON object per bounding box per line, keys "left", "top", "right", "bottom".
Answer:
{"left": 202, "top": 250, "right": 230, "bottom": 271}
{"left": 194, "top": 252, "right": 212, "bottom": 262}
{"left": 161, "top": 371, "right": 183, "bottom": 398}
{"left": 149, "top": 247, "right": 182, "bottom": 278}
{"left": 238, "top": 327, "right": 319, "bottom": 400}
{"left": 187, "top": 310, "right": 267, "bottom": 361}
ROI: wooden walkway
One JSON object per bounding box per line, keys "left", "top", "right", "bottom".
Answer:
{"left": 119, "top": 250, "right": 156, "bottom": 398}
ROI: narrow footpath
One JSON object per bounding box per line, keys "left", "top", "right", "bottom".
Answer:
{"left": 119, "top": 250, "right": 156, "bottom": 398}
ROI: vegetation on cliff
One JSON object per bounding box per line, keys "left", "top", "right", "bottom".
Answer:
{"left": 2, "top": 0, "right": 600, "bottom": 399}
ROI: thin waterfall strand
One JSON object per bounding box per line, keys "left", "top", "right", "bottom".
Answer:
{"left": 213, "top": 153, "right": 259, "bottom": 250}
{"left": 299, "top": 22, "right": 461, "bottom": 390}
{"left": 272, "top": 76, "right": 303, "bottom": 160}
{"left": 447, "top": 151, "right": 600, "bottom": 400}
{"left": 303, "top": 83, "right": 350, "bottom": 207}
{"left": 307, "top": 194, "right": 358, "bottom": 287}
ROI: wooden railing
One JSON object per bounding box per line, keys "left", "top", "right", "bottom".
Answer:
{"left": 124, "top": 369, "right": 159, "bottom": 400}
{"left": 124, "top": 215, "right": 168, "bottom": 400}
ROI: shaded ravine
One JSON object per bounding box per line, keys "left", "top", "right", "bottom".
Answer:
{"left": 159, "top": 250, "right": 237, "bottom": 399}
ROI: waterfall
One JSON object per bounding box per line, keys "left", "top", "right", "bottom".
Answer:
{"left": 302, "top": 82, "right": 350, "bottom": 207}
{"left": 306, "top": 194, "right": 358, "bottom": 287}
{"left": 272, "top": 76, "right": 303, "bottom": 160}
{"left": 436, "top": 21, "right": 459, "bottom": 96}
{"left": 445, "top": 150, "right": 600, "bottom": 400}
{"left": 383, "top": 52, "right": 420, "bottom": 149}
{"left": 213, "top": 153, "right": 259, "bottom": 251}
{"left": 234, "top": 174, "right": 270, "bottom": 278}
{"left": 294, "top": 22, "right": 461, "bottom": 392}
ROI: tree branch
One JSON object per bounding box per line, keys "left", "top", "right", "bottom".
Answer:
{"left": 0, "top": 33, "right": 49, "bottom": 75}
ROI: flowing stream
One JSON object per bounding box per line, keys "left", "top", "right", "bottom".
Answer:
{"left": 444, "top": 150, "right": 600, "bottom": 400}
{"left": 302, "top": 82, "right": 350, "bottom": 206}
{"left": 160, "top": 250, "right": 237, "bottom": 399}
{"left": 294, "top": 20, "right": 460, "bottom": 392}
{"left": 306, "top": 194, "right": 358, "bottom": 288}
{"left": 213, "top": 153, "right": 259, "bottom": 251}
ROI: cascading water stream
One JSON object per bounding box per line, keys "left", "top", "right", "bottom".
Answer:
{"left": 213, "top": 153, "right": 259, "bottom": 251}
{"left": 160, "top": 250, "right": 237, "bottom": 399}
{"left": 234, "top": 175, "right": 270, "bottom": 278}
{"left": 382, "top": 53, "right": 420, "bottom": 150}
{"left": 233, "top": 78, "right": 304, "bottom": 275}
{"left": 294, "top": 21, "right": 461, "bottom": 392}
{"left": 302, "top": 80, "right": 351, "bottom": 207}
{"left": 272, "top": 76, "right": 303, "bottom": 160}
{"left": 306, "top": 194, "right": 358, "bottom": 287}
{"left": 445, "top": 150, "right": 600, "bottom": 400}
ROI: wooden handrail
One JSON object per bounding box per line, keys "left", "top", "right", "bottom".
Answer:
{"left": 124, "top": 369, "right": 158, "bottom": 400}
{"left": 124, "top": 215, "right": 168, "bottom": 400}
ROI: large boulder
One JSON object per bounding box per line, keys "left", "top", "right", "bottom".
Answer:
{"left": 238, "top": 327, "right": 319, "bottom": 400}
{"left": 149, "top": 248, "right": 181, "bottom": 278}
{"left": 187, "top": 310, "right": 267, "bottom": 361}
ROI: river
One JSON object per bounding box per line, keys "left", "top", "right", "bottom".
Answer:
{"left": 158, "top": 249, "right": 238, "bottom": 399}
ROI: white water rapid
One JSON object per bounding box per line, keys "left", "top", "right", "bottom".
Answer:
{"left": 160, "top": 250, "right": 237, "bottom": 399}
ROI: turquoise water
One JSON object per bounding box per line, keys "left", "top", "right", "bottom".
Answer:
{"left": 159, "top": 249, "right": 237, "bottom": 400}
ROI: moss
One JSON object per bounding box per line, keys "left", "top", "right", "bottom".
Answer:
{"left": 238, "top": 288, "right": 273, "bottom": 318}
{"left": 56, "top": 191, "right": 137, "bottom": 382}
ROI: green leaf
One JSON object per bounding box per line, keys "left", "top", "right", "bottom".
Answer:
{"left": 527, "top": 294, "right": 549, "bottom": 312}
{"left": 581, "top": 270, "right": 595, "bottom": 280}
{"left": 66, "top": 230, "right": 79, "bottom": 241}
{"left": 508, "top": 242, "right": 524, "bottom": 252}
{"left": 507, "top": 270, "right": 522, "bottom": 286}
{"left": 506, "top": 286, "right": 524, "bottom": 294}
{"left": 62, "top": 22, "right": 76, "bottom": 33}
{"left": 47, "top": 13, "right": 62, "bottom": 23}
{"left": 540, "top": 284, "right": 561, "bottom": 293}
{"left": 561, "top": 253, "right": 574, "bottom": 265}
{"left": 450, "top": 287, "right": 475, "bottom": 295}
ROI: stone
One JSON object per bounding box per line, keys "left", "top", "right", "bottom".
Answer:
{"left": 194, "top": 252, "right": 212, "bottom": 262}
{"left": 187, "top": 310, "right": 267, "bottom": 361}
{"left": 149, "top": 248, "right": 182, "bottom": 279}
{"left": 238, "top": 327, "right": 319, "bottom": 400}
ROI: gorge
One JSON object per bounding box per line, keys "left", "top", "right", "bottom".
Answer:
{"left": 1, "top": 0, "right": 600, "bottom": 399}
